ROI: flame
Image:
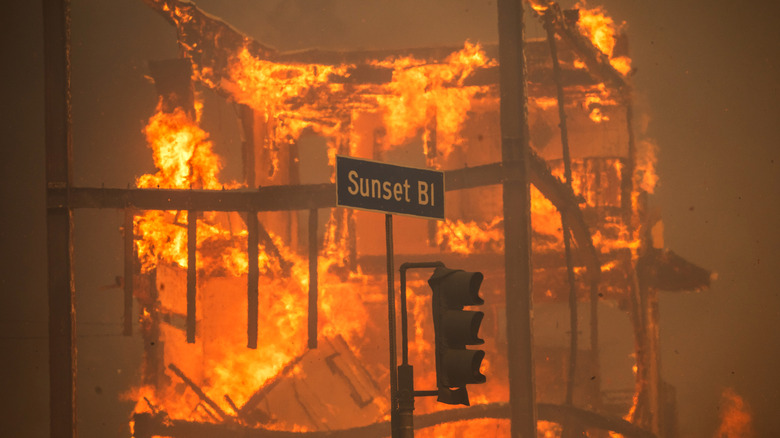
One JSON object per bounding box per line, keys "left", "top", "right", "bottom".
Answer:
{"left": 137, "top": 103, "right": 222, "bottom": 191}
{"left": 636, "top": 139, "right": 659, "bottom": 194}
{"left": 131, "top": 94, "right": 377, "bottom": 424}
{"left": 134, "top": 103, "right": 243, "bottom": 273}
{"left": 225, "top": 47, "right": 348, "bottom": 141}
{"left": 583, "top": 83, "right": 617, "bottom": 123}
{"left": 576, "top": 2, "right": 632, "bottom": 75}
{"left": 374, "top": 42, "right": 493, "bottom": 160}
{"left": 714, "top": 388, "right": 754, "bottom": 438}
{"left": 436, "top": 217, "right": 504, "bottom": 254}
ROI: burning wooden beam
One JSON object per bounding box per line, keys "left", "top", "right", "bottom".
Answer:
{"left": 167, "top": 363, "right": 232, "bottom": 422}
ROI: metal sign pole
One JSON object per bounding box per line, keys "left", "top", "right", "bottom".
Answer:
{"left": 386, "top": 214, "right": 399, "bottom": 438}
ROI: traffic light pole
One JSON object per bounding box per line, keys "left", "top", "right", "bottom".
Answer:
{"left": 387, "top": 230, "right": 448, "bottom": 438}
{"left": 397, "top": 262, "right": 445, "bottom": 438}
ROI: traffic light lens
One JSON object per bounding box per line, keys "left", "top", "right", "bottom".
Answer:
{"left": 443, "top": 310, "right": 484, "bottom": 347}
{"left": 442, "top": 349, "right": 486, "bottom": 386}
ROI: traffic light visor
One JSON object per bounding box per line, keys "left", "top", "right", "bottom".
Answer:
{"left": 428, "top": 267, "right": 484, "bottom": 307}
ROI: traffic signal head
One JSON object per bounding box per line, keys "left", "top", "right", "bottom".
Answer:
{"left": 428, "top": 266, "right": 486, "bottom": 406}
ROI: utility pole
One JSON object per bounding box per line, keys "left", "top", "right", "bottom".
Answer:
{"left": 497, "top": 0, "right": 537, "bottom": 436}
{"left": 44, "top": 0, "right": 76, "bottom": 437}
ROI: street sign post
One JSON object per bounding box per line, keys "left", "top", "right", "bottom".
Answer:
{"left": 336, "top": 155, "right": 444, "bottom": 220}
{"left": 336, "top": 155, "right": 446, "bottom": 438}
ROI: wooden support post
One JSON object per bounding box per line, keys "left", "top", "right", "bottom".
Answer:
{"left": 123, "top": 208, "right": 135, "bottom": 336}
{"left": 497, "top": 0, "right": 537, "bottom": 436}
{"left": 44, "top": 0, "right": 76, "bottom": 436}
{"left": 622, "top": 103, "right": 637, "bottom": 226}
{"left": 187, "top": 210, "right": 197, "bottom": 343}
{"left": 247, "top": 211, "right": 259, "bottom": 349}
{"left": 544, "top": 11, "right": 580, "bottom": 413}
{"left": 307, "top": 209, "right": 319, "bottom": 349}
{"left": 240, "top": 104, "right": 256, "bottom": 189}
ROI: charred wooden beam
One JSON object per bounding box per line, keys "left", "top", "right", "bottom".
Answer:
{"left": 637, "top": 248, "right": 711, "bottom": 292}
{"left": 186, "top": 210, "right": 197, "bottom": 343}
{"left": 308, "top": 209, "right": 319, "bottom": 349}
{"left": 48, "top": 184, "right": 337, "bottom": 212}
{"left": 123, "top": 208, "right": 135, "bottom": 336}
{"left": 55, "top": 159, "right": 600, "bottom": 275}
{"left": 239, "top": 104, "right": 256, "bottom": 188}
{"left": 136, "top": 270, "right": 165, "bottom": 387}
{"left": 247, "top": 212, "right": 259, "bottom": 349}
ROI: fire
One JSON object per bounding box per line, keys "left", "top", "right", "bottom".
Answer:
{"left": 226, "top": 47, "right": 348, "bottom": 141}
{"left": 636, "top": 139, "right": 659, "bottom": 194}
{"left": 374, "top": 42, "right": 493, "bottom": 160}
{"left": 137, "top": 104, "right": 222, "bottom": 191}
{"left": 576, "top": 1, "right": 632, "bottom": 75}
{"left": 127, "top": 1, "right": 666, "bottom": 435}
{"left": 436, "top": 217, "right": 504, "bottom": 254}
{"left": 583, "top": 85, "right": 616, "bottom": 123}
{"left": 131, "top": 95, "right": 377, "bottom": 424}
{"left": 435, "top": 186, "right": 564, "bottom": 255}
{"left": 714, "top": 388, "right": 754, "bottom": 438}
{"left": 134, "top": 103, "right": 243, "bottom": 274}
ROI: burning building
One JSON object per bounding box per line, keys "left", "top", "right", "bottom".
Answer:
{"left": 44, "top": 0, "right": 711, "bottom": 437}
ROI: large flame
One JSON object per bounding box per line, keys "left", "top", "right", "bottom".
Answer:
{"left": 374, "top": 42, "right": 494, "bottom": 160}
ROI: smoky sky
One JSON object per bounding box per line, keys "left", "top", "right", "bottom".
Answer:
{"left": 2, "top": 1, "right": 779, "bottom": 437}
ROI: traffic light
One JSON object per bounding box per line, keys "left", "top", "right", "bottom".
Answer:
{"left": 428, "top": 266, "right": 486, "bottom": 406}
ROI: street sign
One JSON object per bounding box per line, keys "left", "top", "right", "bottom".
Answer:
{"left": 336, "top": 155, "right": 444, "bottom": 220}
